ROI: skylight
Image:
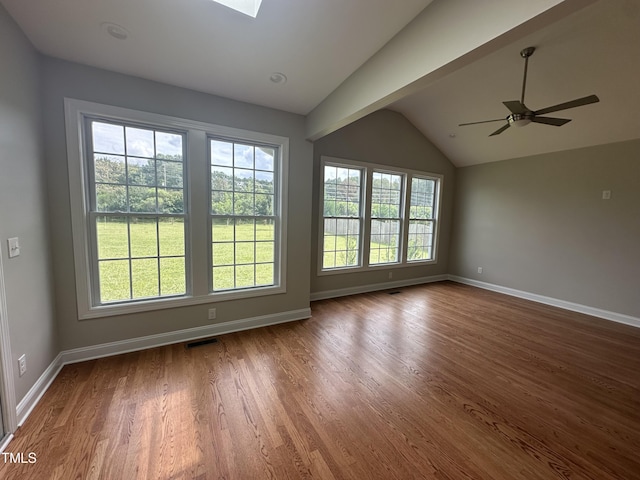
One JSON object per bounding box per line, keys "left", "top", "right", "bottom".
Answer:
{"left": 212, "top": 0, "right": 263, "bottom": 18}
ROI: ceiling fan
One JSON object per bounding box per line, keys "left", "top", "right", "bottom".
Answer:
{"left": 459, "top": 46, "right": 599, "bottom": 136}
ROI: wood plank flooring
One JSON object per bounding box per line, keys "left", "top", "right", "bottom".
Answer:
{"left": 2, "top": 281, "right": 640, "bottom": 479}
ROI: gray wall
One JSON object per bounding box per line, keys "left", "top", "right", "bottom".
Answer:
{"left": 40, "top": 57, "right": 313, "bottom": 351}
{"left": 311, "top": 109, "right": 456, "bottom": 294}
{"left": 0, "top": 6, "right": 58, "bottom": 403}
{"left": 449, "top": 139, "right": 640, "bottom": 318}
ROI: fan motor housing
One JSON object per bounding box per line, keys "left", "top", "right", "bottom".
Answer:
{"left": 507, "top": 113, "right": 533, "bottom": 127}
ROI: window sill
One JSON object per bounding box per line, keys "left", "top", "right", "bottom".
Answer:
{"left": 318, "top": 259, "right": 437, "bottom": 277}
{"left": 79, "top": 285, "right": 286, "bottom": 320}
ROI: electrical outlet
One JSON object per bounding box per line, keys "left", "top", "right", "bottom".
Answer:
{"left": 388, "top": 271, "right": 393, "bottom": 280}
{"left": 18, "top": 354, "right": 26, "bottom": 377}
{"left": 208, "top": 308, "right": 217, "bottom": 320}
{"left": 477, "top": 267, "right": 483, "bottom": 274}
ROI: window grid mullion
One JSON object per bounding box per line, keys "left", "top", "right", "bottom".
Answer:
{"left": 126, "top": 218, "right": 133, "bottom": 300}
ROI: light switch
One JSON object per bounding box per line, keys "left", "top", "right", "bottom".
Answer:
{"left": 7, "top": 237, "right": 20, "bottom": 258}
{"left": 602, "top": 190, "right": 611, "bottom": 200}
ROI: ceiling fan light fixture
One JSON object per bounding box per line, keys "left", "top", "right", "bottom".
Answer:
{"left": 508, "top": 113, "right": 532, "bottom": 127}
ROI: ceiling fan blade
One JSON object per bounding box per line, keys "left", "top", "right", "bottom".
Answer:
{"left": 489, "top": 124, "right": 510, "bottom": 136}
{"left": 459, "top": 118, "right": 505, "bottom": 126}
{"left": 530, "top": 116, "right": 572, "bottom": 126}
{"left": 534, "top": 94, "right": 599, "bottom": 115}
{"left": 503, "top": 100, "right": 528, "bottom": 114}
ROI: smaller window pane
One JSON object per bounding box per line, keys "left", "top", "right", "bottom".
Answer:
{"left": 234, "top": 168, "right": 254, "bottom": 192}
{"left": 158, "top": 218, "right": 185, "bottom": 257}
{"left": 94, "top": 155, "right": 126, "bottom": 184}
{"left": 128, "top": 158, "right": 156, "bottom": 186}
{"left": 256, "top": 263, "right": 274, "bottom": 286}
{"left": 156, "top": 132, "right": 183, "bottom": 160}
{"left": 255, "top": 171, "right": 274, "bottom": 193}
{"left": 257, "top": 220, "right": 274, "bottom": 241}
{"left": 130, "top": 218, "right": 158, "bottom": 258}
{"left": 213, "top": 243, "right": 234, "bottom": 266}
{"left": 234, "top": 144, "right": 254, "bottom": 169}
{"left": 213, "top": 266, "right": 235, "bottom": 290}
{"left": 92, "top": 122, "right": 124, "bottom": 155}
{"left": 336, "top": 168, "right": 350, "bottom": 183}
{"left": 234, "top": 193, "right": 254, "bottom": 215}
{"left": 323, "top": 199, "right": 336, "bottom": 217}
{"left": 235, "top": 265, "right": 255, "bottom": 288}
{"left": 324, "top": 234, "right": 337, "bottom": 252}
{"left": 212, "top": 219, "right": 234, "bottom": 241}
{"left": 157, "top": 160, "right": 183, "bottom": 188}
{"left": 158, "top": 188, "right": 184, "bottom": 214}
{"left": 126, "top": 127, "right": 154, "bottom": 157}
{"left": 160, "top": 257, "right": 186, "bottom": 295}
{"left": 212, "top": 166, "right": 233, "bottom": 191}
{"left": 236, "top": 242, "right": 255, "bottom": 264}
{"left": 256, "top": 242, "right": 274, "bottom": 263}
{"left": 211, "top": 192, "right": 233, "bottom": 215}
{"left": 99, "top": 259, "right": 130, "bottom": 303}
{"left": 323, "top": 252, "right": 336, "bottom": 269}
{"left": 255, "top": 147, "right": 274, "bottom": 171}
{"left": 96, "top": 216, "right": 129, "bottom": 260}
{"left": 128, "top": 186, "right": 157, "bottom": 213}
{"left": 96, "top": 184, "right": 126, "bottom": 212}
{"left": 131, "top": 258, "right": 159, "bottom": 298}
{"left": 255, "top": 194, "right": 273, "bottom": 216}
{"left": 236, "top": 219, "right": 255, "bottom": 241}
{"left": 211, "top": 140, "right": 233, "bottom": 166}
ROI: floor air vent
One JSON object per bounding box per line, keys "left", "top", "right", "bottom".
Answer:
{"left": 186, "top": 337, "right": 219, "bottom": 349}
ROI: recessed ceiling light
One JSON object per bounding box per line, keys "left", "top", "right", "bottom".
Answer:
{"left": 212, "top": 0, "right": 263, "bottom": 18}
{"left": 269, "top": 72, "right": 287, "bottom": 85}
{"left": 449, "top": 133, "right": 457, "bottom": 138}
{"left": 101, "top": 22, "right": 129, "bottom": 40}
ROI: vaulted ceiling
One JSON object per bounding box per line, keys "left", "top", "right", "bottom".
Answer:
{"left": 3, "top": 0, "right": 639, "bottom": 166}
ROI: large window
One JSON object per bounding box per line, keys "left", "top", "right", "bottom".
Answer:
{"left": 89, "top": 120, "right": 187, "bottom": 304}
{"left": 319, "top": 156, "right": 441, "bottom": 275}
{"left": 65, "top": 99, "right": 288, "bottom": 319}
{"left": 369, "top": 171, "right": 403, "bottom": 265}
{"left": 408, "top": 177, "right": 437, "bottom": 262}
{"left": 321, "top": 165, "right": 363, "bottom": 269}
{"left": 210, "top": 139, "right": 277, "bottom": 291}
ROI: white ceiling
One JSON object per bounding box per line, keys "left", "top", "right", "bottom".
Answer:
{"left": 0, "top": 0, "right": 431, "bottom": 115}
{"left": 2, "top": 0, "right": 639, "bottom": 167}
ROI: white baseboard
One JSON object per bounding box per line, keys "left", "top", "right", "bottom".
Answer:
{"left": 448, "top": 275, "right": 640, "bottom": 329}
{"left": 310, "top": 274, "right": 449, "bottom": 301}
{"left": 14, "top": 307, "right": 311, "bottom": 429}
{"left": 16, "top": 353, "right": 63, "bottom": 427}
{"left": 60, "top": 307, "right": 311, "bottom": 365}
{"left": 0, "top": 433, "right": 14, "bottom": 453}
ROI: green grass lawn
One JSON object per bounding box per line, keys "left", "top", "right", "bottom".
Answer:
{"left": 96, "top": 219, "right": 430, "bottom": 303}
{"left": 96, "top": 218, "right": 274, "bottom": 302}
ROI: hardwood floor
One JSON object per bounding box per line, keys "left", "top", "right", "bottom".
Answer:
{"left": 2, "top": 281, "right": 640, "bottom": 479}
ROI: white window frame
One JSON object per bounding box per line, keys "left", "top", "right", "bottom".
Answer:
{"left": 369, "top": 169, "right": 406, "bottom": 266}
{"left": 208, "top": 136, "right": 284, "bottom": 297}
{"left": 320, "top": 162, "right": 365, "bottom": 271}
{"left": 318, "top": 156, "right": 442, "bottom": 276}
{"left": 65, "top": 98, "right": 288, "bottom": 319}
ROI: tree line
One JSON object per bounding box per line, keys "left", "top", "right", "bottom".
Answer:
{"left": 94, "top": 155, "right": 274, "bottom": 216}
